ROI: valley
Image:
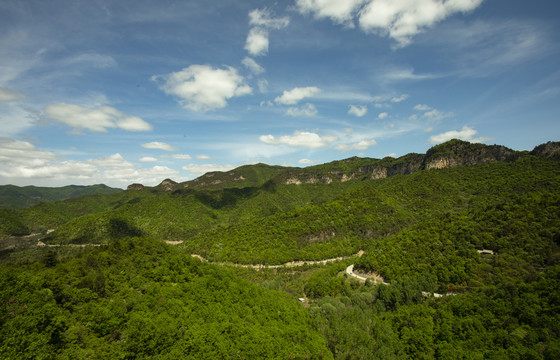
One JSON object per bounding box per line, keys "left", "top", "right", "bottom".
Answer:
{"left": 1, "top": 140, "right": 559, "bottom": 359}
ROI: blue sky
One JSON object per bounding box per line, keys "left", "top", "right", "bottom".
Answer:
{"left": 1, "top": 0, "right": 559, "bottom": 187}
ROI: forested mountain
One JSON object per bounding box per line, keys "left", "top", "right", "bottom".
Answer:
{"left": 0, "top": 184, "right": 122, "bottom": 210}
{"left": 1, "top": 139, "right": 559, "bottom": 359}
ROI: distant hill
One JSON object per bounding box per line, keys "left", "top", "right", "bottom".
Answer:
{"left": 0, "top": 184, "right": 123, "bottom": 210}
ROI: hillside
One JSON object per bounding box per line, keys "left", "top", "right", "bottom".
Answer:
{"left": 23, "top": 140, "right": 557, "bottom": 255}
{"left": 0, "top": 184, "right": 122, "bottom": 210}
{"left": 1, "top": 139, "right": 559, "bottom": 359}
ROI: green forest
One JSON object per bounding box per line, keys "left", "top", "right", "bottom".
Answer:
{"left": 1, "top": 140, "right": 559, "bottom": 359}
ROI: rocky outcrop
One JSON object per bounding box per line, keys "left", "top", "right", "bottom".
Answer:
{"left": 157, "top": 178, "right": 178, "bottom": 192}
{"left": 425, "top": 157, "right": 457, "bottom": 170}
{"left": 127, "top": 139, "right": 558, "bottom": 190}
{"left": 531, "top": 141, "right": 560, "bottom": 161}
{"left": 371, "top": 167, "right": 387, "bottom": 179}
{"left": 127, "top": 183, "right": 145, "bottom": 191}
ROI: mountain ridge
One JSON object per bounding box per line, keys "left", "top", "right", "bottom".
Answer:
{"left": 137, "top": 139, "right": 558, "bottom": 192}
{"left": 0, "top": 183, "right": 123, "bottom": 210}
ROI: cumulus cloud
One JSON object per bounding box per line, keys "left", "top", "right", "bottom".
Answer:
{"left": 182, "top": 163, "right": 235, "bottom": 177}
{"left": 275, "top": 86, "right": 321, "bottom": 105}
{"left": 295, "top": 0, "right": 483, "bottom": 46}
{"left": 348, "top": 105, "right": 368, "bottom": 117}
{"left": 45, "top": 103, "right": 152, "bottom": 132}
{"left": 0, "top": 139, "right": 181, "bottom": 186}
{"left": 259, "top": 131, "right": 338, "bottom": 149}
{"left": 139, "top": 157, "right": 158, "bottom": 163}
{"left": 242, "top": 57, "right": 265, "bottom": 74}
{"left": 378, "top": 112, "right": 388, "bottom": 119}
{"left": 141, "top": 142, "right": 178, "bottom": 151}
{"left": 358, "top": 0, "right": 484, "bottom": 47}
{"left": 0, "top": 88, "right": 25, "bottom": 102}
{"left": 429, "top": 126, "right": 492, "bottom": 144}
{"left": 286, "top": 103, "right": 318, "bottom": 117}
{"left": 335, "top": 138, "right": 377, "bottom": 151}
{"left": 245, "top": 27, "right": 270, "bottom": 56}
{"left": 245, "top": 8, "right": 289, "bottom": 57}
{"left": 391, "top": 94, "right": 409, "bottom": 103}
{"left": 152, "top": 65, "right": 252, "bottom": 112}
{"left": 296, "top": 0, "right": 367, "bottom": 26}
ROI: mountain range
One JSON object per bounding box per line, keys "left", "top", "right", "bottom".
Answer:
{"left": 1, "top": 139, "right": 559, "bottom": 359}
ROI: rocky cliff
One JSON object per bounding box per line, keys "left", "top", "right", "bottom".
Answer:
{"left": 128, "top": 139, "right": 559, "bottom": 190}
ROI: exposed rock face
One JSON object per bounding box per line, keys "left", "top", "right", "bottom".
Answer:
{"left": 158, "top": 179, "right": 178, "bottom": 192}
{"left": 531, "top": 141, "right": 560, "bottom": 161}
{"left": 127, "top": 139, "right": 557, "bottom": 189}
{"left": 371, "top": 167, "right": 387, "bottom": 179}
{"left": 285, "top": 178, "right": 302, "bottom": 185}
{"left": 426, "top": 157, "right": 457, "bottom": 170}
{"left": 127, "top": 183, "right": 145, "bottom": 191}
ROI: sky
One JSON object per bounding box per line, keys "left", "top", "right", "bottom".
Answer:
{"left": 1, "top": 0, "right": 559, "bottom": 188}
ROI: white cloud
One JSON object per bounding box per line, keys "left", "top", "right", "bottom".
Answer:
{"left": 391, "top": 94, "right": 409, "bottom": 103}
{"left": 414, "top": 104, "right": 431, "bottom": 111}
{"left": 348, "top": 105, "right": 368, "bottom": 117}
{"left": 286, "top": 103, "right": 318, "bottom": 117}
{"left": 153, "top": 65, "right": 252, "bottom": 112}
{"left": 182, "top": 163, "right": 235, "bottom": 177}
{"left": 259, "top": 131, "right": 338, "bottom": 149}
{"left": 245, "top": 8, "right": 290, "bottom": 58}
{"left": 242, "top": 57, "right": 265, "bottom": 74}
{"left": 258, "top": 79, "right": 269, "bottom": 93}
{"left": 335, "top": 138, "right": 377, "bottom": 151}
{"left": 382, "top": 67, "right": 440, "bottom": 82}
{"left": 358, "top": 0, "right": 484, "bottom": 47}
{"left": 0, "top": 138, "right": 56, "bottom": 169}
{"left": 45, "top": 103, "right": 152, "bottom": 132}
{"left": 245, "top": 27, "right": 269, "bottom": 56}
{"left": 0, "top": 139, "right": 182, "bottom": 186}
{"left": 196, "top": 155, "right": 212, "bottom": 160}
{"left": 141, "top": 142, "right": 178, "bottom": 151}
{"left": 296, "top": 0, "right": 367, "bottom": 26}
{"left": 249, "top": 8, "right": 290, "bottom": 29}
{"left": 160, "top": 154, "right": 192, "bottom": 160}
{"left": 296, "top": 0, "right": 483, "bottom": 46}
{"left": 423, "top": 108, "right": 454, "bottom": 122}
{"left": 378, "top": 112, "right": 388, "bottom": 119}
{"left": 413, "top": 104, "right": 453, "bottom": 122}
{"left": 0, "top": 88, "right": 25, "bottom": 102}
{"left": 429, "top": 126, "right": 492, "bottom": 144}
{"left": 88, "top": 154, "right": 181, "bottom": 186}
{"left": 139, "top": 157, "right": 158, "bottom": 163}
{"left": 275, "top": 86, "right": 321, "bottom": 105}
{"left": 298, "top": 158, "right": 318, "bottom": 164}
